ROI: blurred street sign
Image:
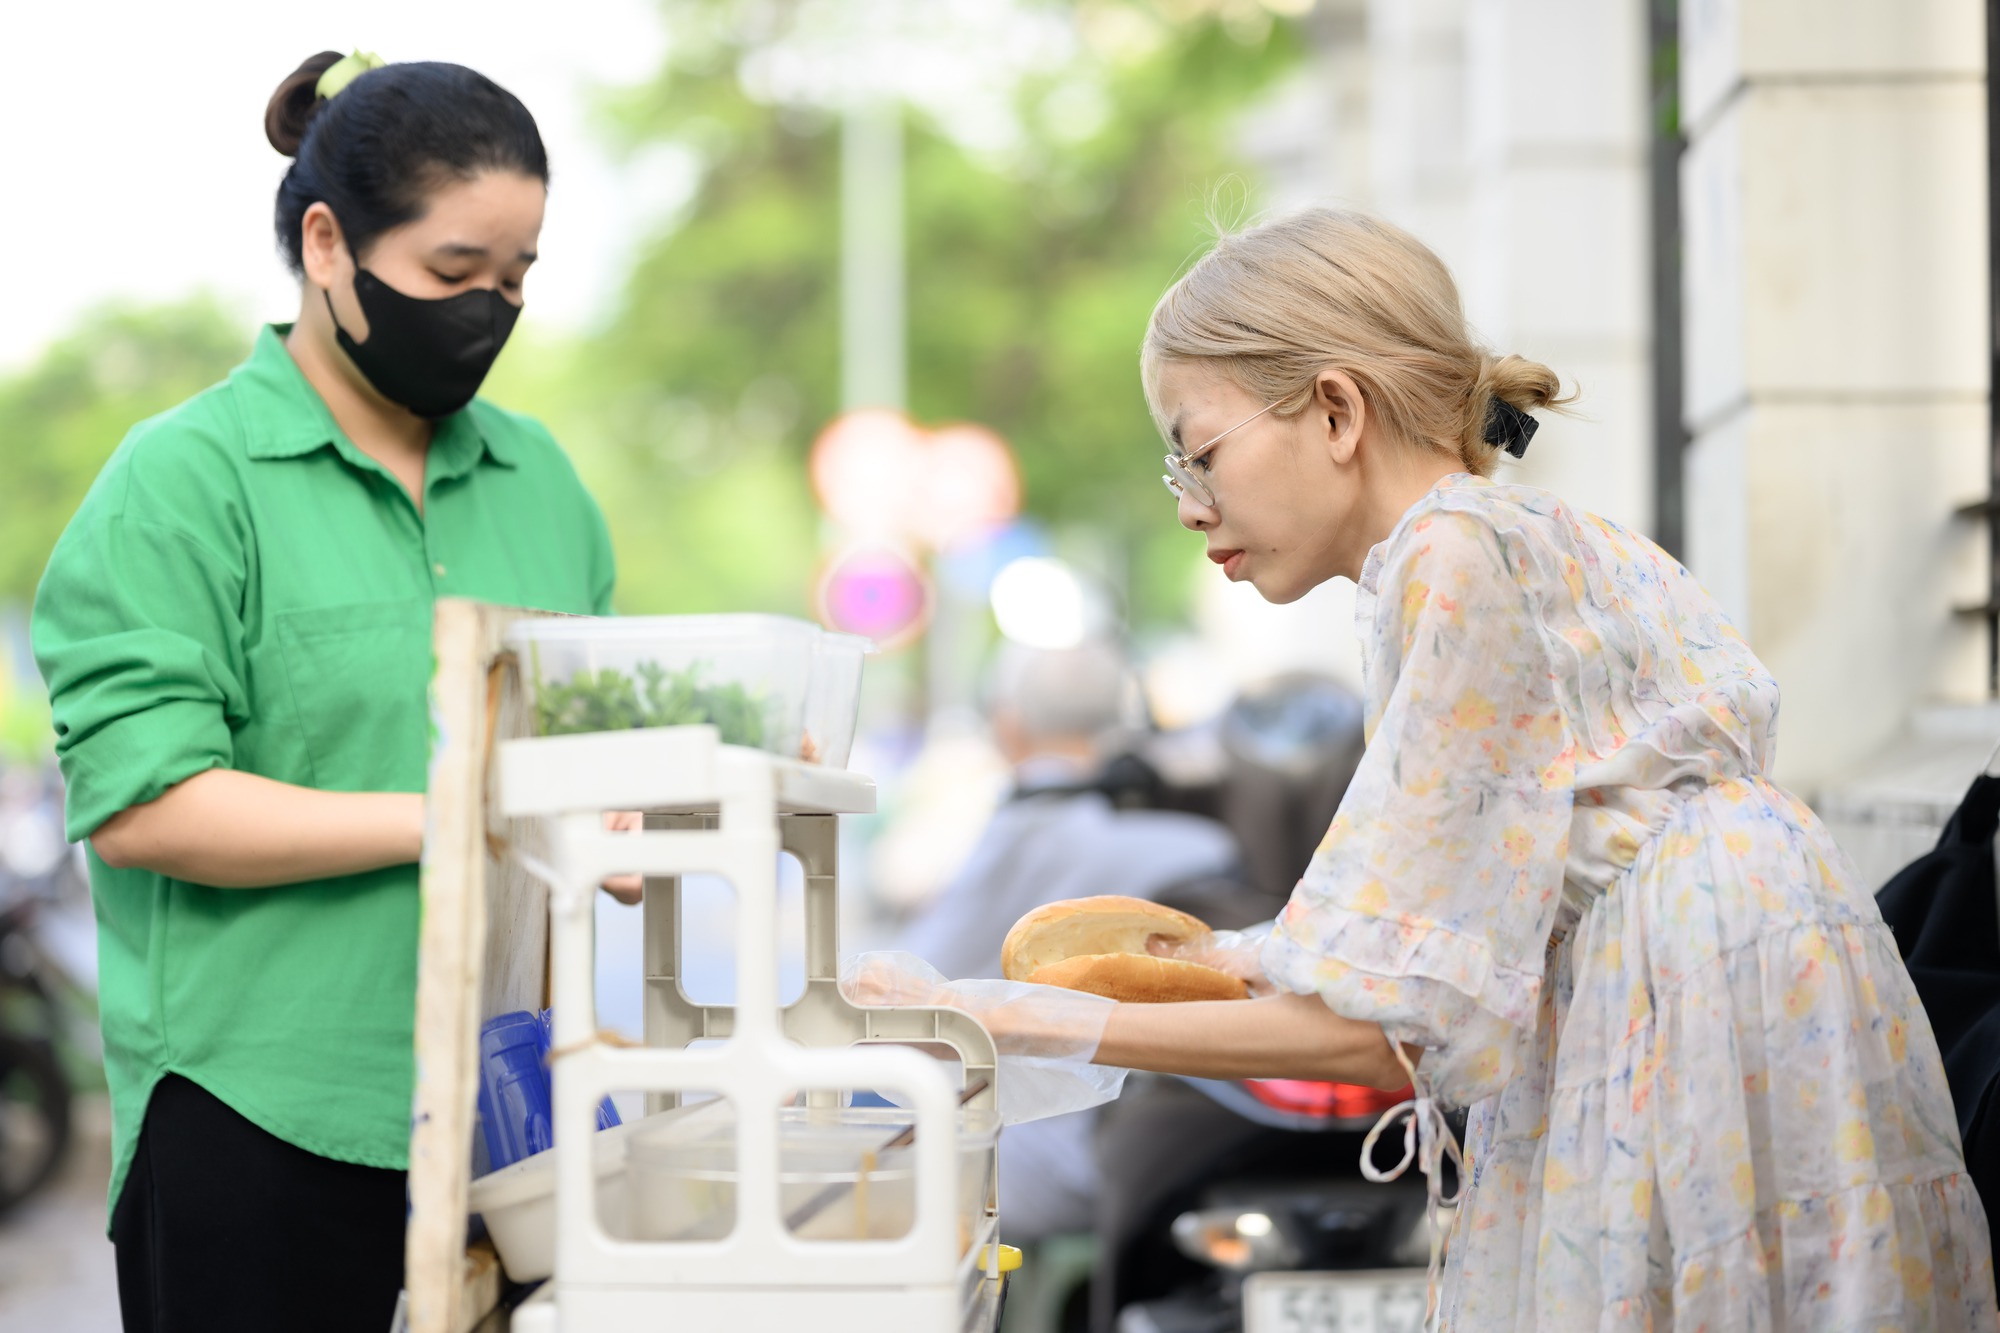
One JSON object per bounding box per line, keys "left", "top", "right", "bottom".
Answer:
{"left": 810, "top": 408, "right": 929, "bottom": 534}
{"left": 817, "top": 544, "right": 932, "bottom": 646}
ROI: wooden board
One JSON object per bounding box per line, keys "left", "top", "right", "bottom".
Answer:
{"left": 460, "top": 1240, "right": 506, "bottom": 1333}
{"left": 407, "top": 599, "right": 556, "bottom": 1333}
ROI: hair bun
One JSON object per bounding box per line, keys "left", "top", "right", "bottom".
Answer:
{"left": 1481, "top": 352, "right": 1564, "bottom": 414}
{"left": 265, "top": 51, "right": 345, "bottom": 156}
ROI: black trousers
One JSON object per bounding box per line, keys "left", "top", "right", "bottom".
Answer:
{"left": 112, "top": 1073, "right": 408, "bottom": 1333}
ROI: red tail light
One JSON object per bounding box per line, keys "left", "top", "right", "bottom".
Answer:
{"left": 1244, "top": 1079, "right": 1412, "bottom": 1120}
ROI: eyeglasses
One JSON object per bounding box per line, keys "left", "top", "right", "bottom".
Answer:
{"left": 1161, "top": 401, "right": 1280, "bottom": 509}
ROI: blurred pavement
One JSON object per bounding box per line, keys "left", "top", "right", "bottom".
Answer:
{"left": 0, "top": 1094, "right": 118, "bottom": 1331}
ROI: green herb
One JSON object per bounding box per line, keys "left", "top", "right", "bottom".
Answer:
{"left": 534, "top": 658, "right": 770, "bottom": 748}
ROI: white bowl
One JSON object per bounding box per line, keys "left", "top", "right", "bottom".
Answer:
{"left": 467, "top": 1119, "right": 634, "bottom": 1282}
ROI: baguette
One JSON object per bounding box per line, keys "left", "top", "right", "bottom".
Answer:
{"left": 1002, "top": 895, "right": 1249, "bottom": 1003}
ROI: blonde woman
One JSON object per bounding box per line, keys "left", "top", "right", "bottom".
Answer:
{"left": 1094, "top": 207, "right": 1999, "bottom": 1328}
{"left": 844, "top": 207, "right": 1996, "bottom": 1330}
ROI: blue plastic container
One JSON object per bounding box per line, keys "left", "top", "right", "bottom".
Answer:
{"left": 475, "top": 1009, "right": 622, "bottom": 1173}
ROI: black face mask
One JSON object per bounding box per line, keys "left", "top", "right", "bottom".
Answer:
{"left": 324, "top": 269, "right": 520, "bottom": 420}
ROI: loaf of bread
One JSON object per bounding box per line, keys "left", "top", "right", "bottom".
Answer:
{"left": 1001, "top": 895, "right": 1249, "bottom": 1003}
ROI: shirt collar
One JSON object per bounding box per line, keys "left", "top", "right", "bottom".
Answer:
{"left": 235, "top": 324, "right": 516, "bottom": 471}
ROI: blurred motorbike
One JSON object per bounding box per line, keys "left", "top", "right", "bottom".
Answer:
{"left": 0, "top": 901, "right": 75, "bottom": 1216}
{"left": 0, "top": 766, "right": 97, "bottom": 1217}
{"left": 1099, "top": 1074, "right": 1441, "bottom": 1333}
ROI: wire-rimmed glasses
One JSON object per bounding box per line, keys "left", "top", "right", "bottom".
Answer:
{"left": 1160, "top": 401, "right": 1280, "bottom": 509}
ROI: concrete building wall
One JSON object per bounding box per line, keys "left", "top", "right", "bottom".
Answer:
{"left": 1679, "top": 0, "right": 1990, "bottom": 791}
{"left": 1364, "top": 0, "right": 1655, "bottom": 533}
{"left": 1242, "top": 0, "right": 1373, "bottom": 214}
{"left": 1461, "top": 0, "right": 1653, "bottom": 531}
{"left": 1368, "top": 0, "right": 1477, "bottom": 274}
{"left": 1229, "top": 0, "right": 1990, "bottom": 836}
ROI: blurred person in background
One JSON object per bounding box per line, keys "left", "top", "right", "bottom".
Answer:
{"left": 1174, "top": 671, "right": 1367, "bottom": 927}
{"left": 30, "top": 52, "right": 613, "bottom": 1333}
{"left": 897, "top": 638, "right": 1239, "bottom": 1241}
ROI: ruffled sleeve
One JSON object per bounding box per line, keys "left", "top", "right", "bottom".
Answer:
{"left": 1262, "top": 504, "right": 1577, "bottom": 1106}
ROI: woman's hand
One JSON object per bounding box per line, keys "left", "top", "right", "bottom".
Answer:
{"left": 600, "top": 810, "right": 645, "bottom": 904}
{"left": 840, "top": 951, "right": 1118, "bottom": 1059}
{"left": 91, "top": 770, "right": 423, "bottom": 888}
{"left": 1147, "top": 922, "right": 1280, "bottom": 996}
{"left": 841, "top": 950, "right": 1131, "bottom": 1123}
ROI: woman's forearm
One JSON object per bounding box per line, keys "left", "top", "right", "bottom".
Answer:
{"left": 90, "top": 769, "right": 423, "bottom": 889}
{"left": 1094, "top": 991, "right": 1410, "bottom": 1088}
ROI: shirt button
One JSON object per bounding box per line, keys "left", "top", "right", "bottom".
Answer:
{"left": 434, "top": 563, "right": 447, "bottom": 578}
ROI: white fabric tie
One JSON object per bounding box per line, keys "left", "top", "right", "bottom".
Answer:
{"left": 1359, "top": 1035, "right": 1465, "bottom": 1332}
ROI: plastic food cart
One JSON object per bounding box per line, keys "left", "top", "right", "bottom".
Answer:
{"left": 404, "top": 600, "right": 1009, "bottom": 1333}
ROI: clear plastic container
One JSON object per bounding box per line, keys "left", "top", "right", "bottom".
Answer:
{"left": 803, "top": 632, "right": 871, "bottom": 767}
{"left": 510, "top": 615, "right": 823, "bottom": 761}
{"left": 625, "top": 1104, "right": 996, "bottom": 1247}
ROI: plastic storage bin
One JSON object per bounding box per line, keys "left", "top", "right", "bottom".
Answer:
{"left": 624, "top": 1105, "right": 997, "bottom": 1248}
{"left": 509, "top": 615, "right": 868, "bottom": 767}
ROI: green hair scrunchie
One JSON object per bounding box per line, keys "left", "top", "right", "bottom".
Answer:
{"left": 316, "top": 51, "right": 387, "bottom": 101}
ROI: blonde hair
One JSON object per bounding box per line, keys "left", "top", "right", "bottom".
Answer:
{"left": 1143, "top": 207, "right": 1570, "bottom": 475}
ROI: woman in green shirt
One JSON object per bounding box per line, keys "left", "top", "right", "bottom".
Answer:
{"left": 31, "top": 52, "right": 613, "bottom": 1332}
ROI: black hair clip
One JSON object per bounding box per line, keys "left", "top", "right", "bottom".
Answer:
{"left": 1483, "top": 398, "right": 1538, "bottom": 458}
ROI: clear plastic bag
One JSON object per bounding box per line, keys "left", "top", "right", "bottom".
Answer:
{"left": 840, "top": 951, "right": 1129, "bottom": 1124}
{"left": 1148, "top": 919, "right": 1281, "bottom": 996}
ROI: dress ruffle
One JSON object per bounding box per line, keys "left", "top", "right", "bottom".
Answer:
{"left": 1264, "top": 906, "right": 1538, "bottom": 1106}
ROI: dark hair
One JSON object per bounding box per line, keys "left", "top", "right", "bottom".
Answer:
{"left": 264, "top": 53, "right": 549, "bottom": 275}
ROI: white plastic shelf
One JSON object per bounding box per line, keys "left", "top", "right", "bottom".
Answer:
{"left": 498, "top": 726, "right": 875, "bottom": 819}
{"left": 492, "top": 724, "right": 1002, "bottom": 1333}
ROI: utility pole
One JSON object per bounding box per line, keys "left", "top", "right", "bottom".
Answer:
{"left": 838, "top": 98, "right": 946, "bottom": 721}
{"left": 839, "top": 101, "right": 906, "bottom": 411}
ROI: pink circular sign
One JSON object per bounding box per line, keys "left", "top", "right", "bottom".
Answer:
{"left": 817, "top": 545, "right": 932, "bottom": 646}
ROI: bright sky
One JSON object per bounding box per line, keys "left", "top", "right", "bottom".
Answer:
{"left": 2, "top": 1, "right": 675, "bottom": 372}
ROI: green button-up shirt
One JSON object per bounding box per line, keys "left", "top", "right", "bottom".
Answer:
{"left": 32, "top": 325, "right": 614, "bottom": 1215}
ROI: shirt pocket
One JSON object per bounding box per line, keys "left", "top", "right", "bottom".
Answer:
{"left": 276, "top": 598, "right": 432, "bottom": 792}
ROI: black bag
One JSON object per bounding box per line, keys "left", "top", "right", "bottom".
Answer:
{"left": 1875, "top": 773, "right": 2000, "bottom": 1265}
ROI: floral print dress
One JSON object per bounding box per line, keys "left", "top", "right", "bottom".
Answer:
{"left": 1260, "top": 475, "right": 1996, "bottom": 1330}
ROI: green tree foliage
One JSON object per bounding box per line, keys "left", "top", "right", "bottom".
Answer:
{"left": 5, "top": 3, "right": 1302, "bottom": 639}
{"left": 512, "top": 0, "right": 1300, "bottom": 624}
{"left": 0, "top": 298, "right": 249, "bottom": 606}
